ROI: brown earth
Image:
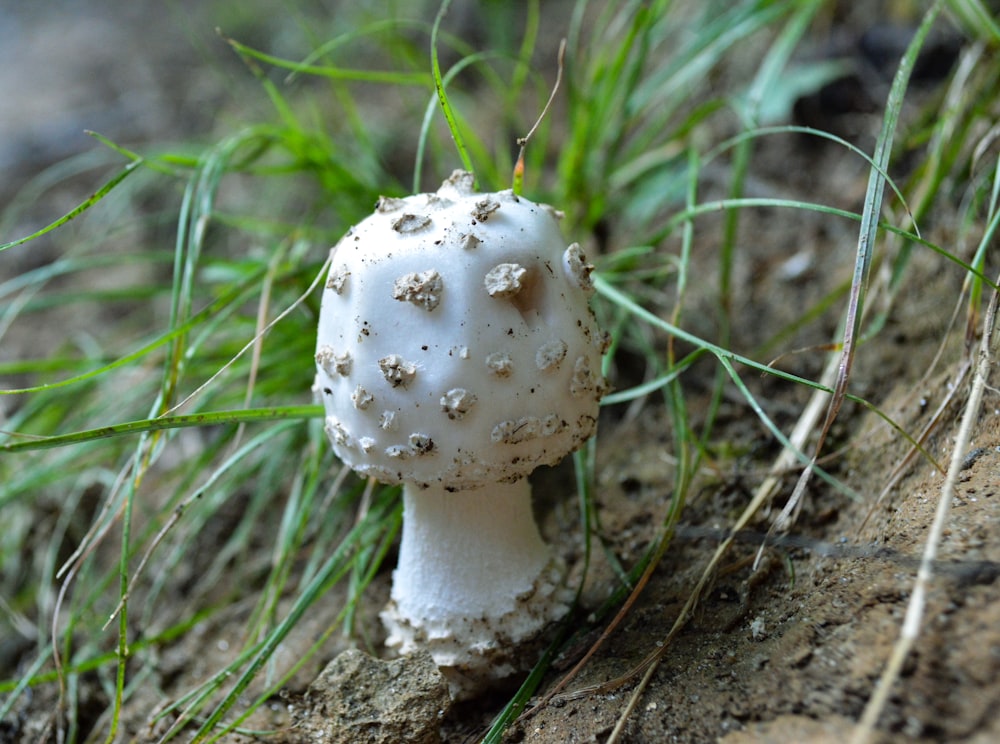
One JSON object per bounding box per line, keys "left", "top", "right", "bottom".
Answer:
{"left": 2, "top": 3, "right": 999, "bottom": 744}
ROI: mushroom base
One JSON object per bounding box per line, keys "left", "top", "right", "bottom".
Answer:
{"left": 381, "top": 479, "right": 570, "bottom": 700}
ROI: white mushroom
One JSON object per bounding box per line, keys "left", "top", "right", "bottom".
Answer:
{"left": 315, "top": 170, "right": 608, "bottom": 699}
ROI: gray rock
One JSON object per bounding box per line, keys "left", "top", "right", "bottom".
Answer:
{"left": 291, "top": 649, "right": 451, "bottom": 744}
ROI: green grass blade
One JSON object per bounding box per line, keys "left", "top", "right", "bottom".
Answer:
{"left": 431, "top": 0, "right": 476, "bottom": 180}
{"left": 0, "top": 162, "right": 142, "bottom": 253}
{"left": 0, "top": 406, "right": 322, "bottom": 453}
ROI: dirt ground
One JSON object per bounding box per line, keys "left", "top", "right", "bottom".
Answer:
{"left": 3, "top": 3, "right": 999, "bottom": 744}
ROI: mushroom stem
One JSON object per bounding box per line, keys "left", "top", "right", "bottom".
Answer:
{"left": 382, "top": 479, "right": 570, "bottom": 698}
{"left": 396, "top": 479, "right": 548, "bottom": 611}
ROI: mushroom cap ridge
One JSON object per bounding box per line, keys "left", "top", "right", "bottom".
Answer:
{"left": 316, "top": 172, "right": 606, "bottom": 489}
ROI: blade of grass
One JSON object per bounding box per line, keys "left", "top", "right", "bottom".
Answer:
{"left": 762, "top": 0, "right": 943, "bottom": 541}
{"left": 0, "top": 161, "right": 142, "bottom": 253}
{"left": 224, "top": 36, "right": 431, "bottom": 86}
{"left": 0, "top": 274, "right": 264, "bottom": 397}
{"left": 413, "top": 50, "right": 500, "bottom": 193}
{"left": 431, "top": 0, "right": 475, "bottom": 180}
{"left": 720, "top": 0, "right": 824, "bottom": 325}
{"left": 184, "top": 487, "right": 398, "bottom": 743}
{"left": 0, "top": 405, "right": 322, "bottom": 453}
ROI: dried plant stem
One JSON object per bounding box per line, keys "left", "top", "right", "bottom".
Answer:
{"left": 513, "top": 38, "right": 567, "bottom": 194}
{"left": 850, "top": 274, "right": 999, "bottom": 744}
{"left": 163, "top": 253, "right": 332, "bottom": 417}
{"left": 751, "top": 354, "right": 838, "bottom": 564}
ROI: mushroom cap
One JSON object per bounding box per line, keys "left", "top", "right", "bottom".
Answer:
{"left": 315, "top": 171, "right": 608, "bottom": 489}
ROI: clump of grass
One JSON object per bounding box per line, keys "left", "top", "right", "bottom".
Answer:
{"left": 2, "top": 1, "right": 998, "bottom": 743}
{"left": 0, "top": 13, "right": 416, "bottom": 743}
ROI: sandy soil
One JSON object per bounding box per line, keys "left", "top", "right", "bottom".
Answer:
{"left": 2, "top": 3, "right": 998, "bottom": 744}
